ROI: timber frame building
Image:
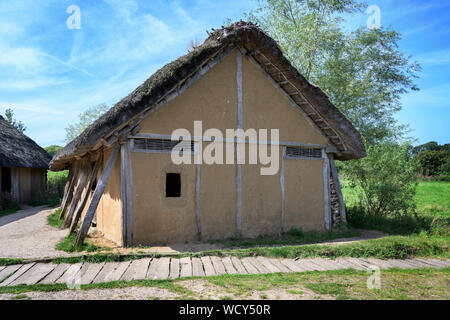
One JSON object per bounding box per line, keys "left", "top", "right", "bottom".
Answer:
{"left": 0, "top": 116, "right": 51, "bottom": 204}
{"left": 51, "top": 22, "right": 366, "bottom": 247}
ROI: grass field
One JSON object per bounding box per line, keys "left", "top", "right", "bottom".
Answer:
{"left": 341, "top": 180, "right": 450, "bottom": 218}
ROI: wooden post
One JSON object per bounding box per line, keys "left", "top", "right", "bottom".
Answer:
{"left": 74, "top": 145, "right": 119, "bottom": 248}
{"left": 11, "top": 168, "right": 20, "bottom": 203}
{"left": 68, "top": 159, "right": 101, "bottom": 234}
{"left": 120, "top": 141, "right": 133, "bottom": 247}
{"left": 329, "top": 154, "right": 347, "bottom": 223}
{"left": 59, "top": 162, "right": 80, "bottom": 219}
{"left": 60, "top": 168, "right": 74, "bottom": 210}
{"left": 62, "top": 160, "right": 91, "bottom": 228}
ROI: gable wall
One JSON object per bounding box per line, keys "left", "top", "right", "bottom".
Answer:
{"left": 127, "top": 48, "right": 327, "bottom": 245}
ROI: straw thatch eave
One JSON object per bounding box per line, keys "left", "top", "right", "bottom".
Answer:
{"left": 50, "top": 21, "right": 365, "bottom": 171}
{"left": 0, "top": 116, "right": 51, "bottom": 169}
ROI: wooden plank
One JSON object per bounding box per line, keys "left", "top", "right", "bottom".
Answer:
{"left": 121, "top": 141, "right": 134, "bottom": 247}
{"left": 60, "top": 162, "right": 80, "bottom": 219}
{"left": 79, "top": 262, "right": 105, "bottom": 285}
{"left": 200, "top": 256, "right": 216, "bottom": 277}
{"left": 179, "top": 257, "right": 192, "bottom": 278}
{"left": 256, "top": 257, "right": 281, "bottom": 273}
{"left": 364, "top": 258, "right": 395, "bottom": 270}
{"left": 1, "top": 263, "right": 35, "bottom": 286}
{"left": 403, "top": 259, "right": 434, "bottom": 269}
{"left": 121, "top": 258, "right": 151, "bottom": 281}
{"left": 385, "top": 259, "right": 415, "bottom": 269}
{"left": 230, "top": 257, "right": 247, "bottom": 274}
{"left": 221, "top": 257, "right": 237, "bottom": 274}
{"left": 147, "top": 258, "right": 170, "bottom": 280}
{"left": 191, "top": 257, "right": 205, "bottom": 277}
{"left": 210, "top": 256, "right": 226, "bottom": 275}
{"left": 10, "top": 263, "right": 55, "bottom": 286}
{"left": 74, "top": 145, "right": 120, "bottom": 248}
{"left": 280, "top": 259, "right": 307, "bottom": 272}
{"left": 169, "top": 258, "right": 180, "bottom": 279}
{"left": 295, "top": 259, "right": 327, "bottom": 271}
{"left": 55, "top": 263, "right": 83, "bottom": 284}
{"left": 107, "top": 261, "right": 131, "bottom": 281}
{"left": 414, "top": 258, "right": 447, "bottom": 268}
{"left": 69, "top": 159, "right": 101, "bottom": 234}
{"left": 335, "top": 258, "right": 365, "bottom": 270}
{"left": 92, "top": 262, "right": 119, "bottom": 283}
{"left": 39, "top": 263, "right": 70, "bottom": 284}
{"left": 63, "top": 160, "right": 92, "bottom": 228}
{"left": 0, "top": 266, "right": 5, "bottom": 273}
{"left": 246, "top": 257, "right": 270, "bottom": 274}
{"left": 241, "top": 258, "right": 259, "bottom": 274}
{"left": 0, "top": 265, "right": 22, "bottom": 283}
{"left": 267, "top": 259, "right": 291, "bottom": 273}
{"left": 312, "top": 258, "right": 342, "bottom": 270}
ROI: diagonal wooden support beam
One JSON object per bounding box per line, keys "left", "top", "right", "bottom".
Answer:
{"left": 62, "top": 160, "right": 92, "bottom": 229}
{"left": 74, "top": 145, "right": 120, "bottom": 248}
{"left": 59, "top": 162, "right": 80, "bottom": 220}
{"left": 68, "top": 159, "right": 101, "bottom": 235}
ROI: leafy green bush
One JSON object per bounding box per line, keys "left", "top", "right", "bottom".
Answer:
{"left": 344, "top": 142, "right": 418, "bottom": 217}
{"left": 415, "top": 150, "right": 449, "bottom": 176}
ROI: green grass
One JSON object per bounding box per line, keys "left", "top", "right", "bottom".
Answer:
{"left": 0, "top": 203, "right": 21, "bottom": 217}
{"left": 47, "top": 209, "right": 64, "bottom": 228}
{"left": 55, "top": 234, "right": 103, "bottom": 253}
{"left": 0, "top": 258, "right": 25, "bottom": 266}
{"left": 208, "top": 227, "right": 361, "bottom": 248}
{"left": 415, "top": 181, "right": 450, "bottom": 218}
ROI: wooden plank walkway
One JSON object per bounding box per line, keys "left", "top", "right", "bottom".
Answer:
{"left": 0, "top": 257, "right": 448, "bottom": 287}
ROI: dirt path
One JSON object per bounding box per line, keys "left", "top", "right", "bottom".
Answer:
{"left": 0, "top": 206, "right": 70, "bottom": 259}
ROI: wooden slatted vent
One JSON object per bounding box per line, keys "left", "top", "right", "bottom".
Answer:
{"left": 133, "top": 138, "right": 194, "bottom": 153}
{"left": 286, "top": 147, "right": 322, "bottom": 159}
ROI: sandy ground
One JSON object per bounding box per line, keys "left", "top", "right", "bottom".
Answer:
{"left": 0, "top": 206, "right": 71, "bottom": 259}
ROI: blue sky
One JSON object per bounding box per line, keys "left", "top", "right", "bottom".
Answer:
{"left": 0, "top": 0, "right": 449, "bottom": 147}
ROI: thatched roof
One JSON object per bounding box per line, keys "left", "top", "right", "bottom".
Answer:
{"left": 0, "top": 116, "right": 51, "bottom": 169}
{"left": 51, "top": 21, "right": 365, "bottom": 171}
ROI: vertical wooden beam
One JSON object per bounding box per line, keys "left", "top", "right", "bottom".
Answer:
{"left": 236, "top": 49, "right": 243, "bottom": 238}
{"left": 68, "top": 159, "right": 101, "bottom": 234}
{"left": 329, "top": 154, "right": 347, "bottom": 223}
{"left": 74, "top": 145, "right": 120, "bottom": 248}
{"left": 323, "top": 150, "right": 331, "bottom": 230}
{"left": 11, "top": 168, "right": 19, "bottom": 203}
{"left": 62, "top": 160, "right": 91, "bottom": 228}
{"left": 121, "top": 141, "right": 133, "bottom": 247}
{"left": 280, "top": 147, "right": 286, "bottom": 233}
{"left": 195, "top": 162, "right": 202, "bottom": 241}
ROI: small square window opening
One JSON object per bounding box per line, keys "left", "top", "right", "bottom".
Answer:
{"left": 166, "top": 173, "right": 181, "bottom": 197}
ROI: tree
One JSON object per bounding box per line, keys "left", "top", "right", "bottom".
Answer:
{"left": 412, "top": 141, "right": 441, "bottom": 155}
{"left": 246, "top": 0, "right": 420, "bottom": 144}
{"left": 45, "top": 145, "right": 63, "bottom": 157}
{"left": 65, "top": 103, "right": 109, "bottom": 143}
{"left": 345, "top": 142, "right": 418, "bottom": 216}
{"left": 246, "top": 0, "right": 421, "bottom": 218}
{"left": 415, "top": 150, "right": 449, "bottom": 176}
{"left": 4, "top": 108, "right": 26, "bottom": 133}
